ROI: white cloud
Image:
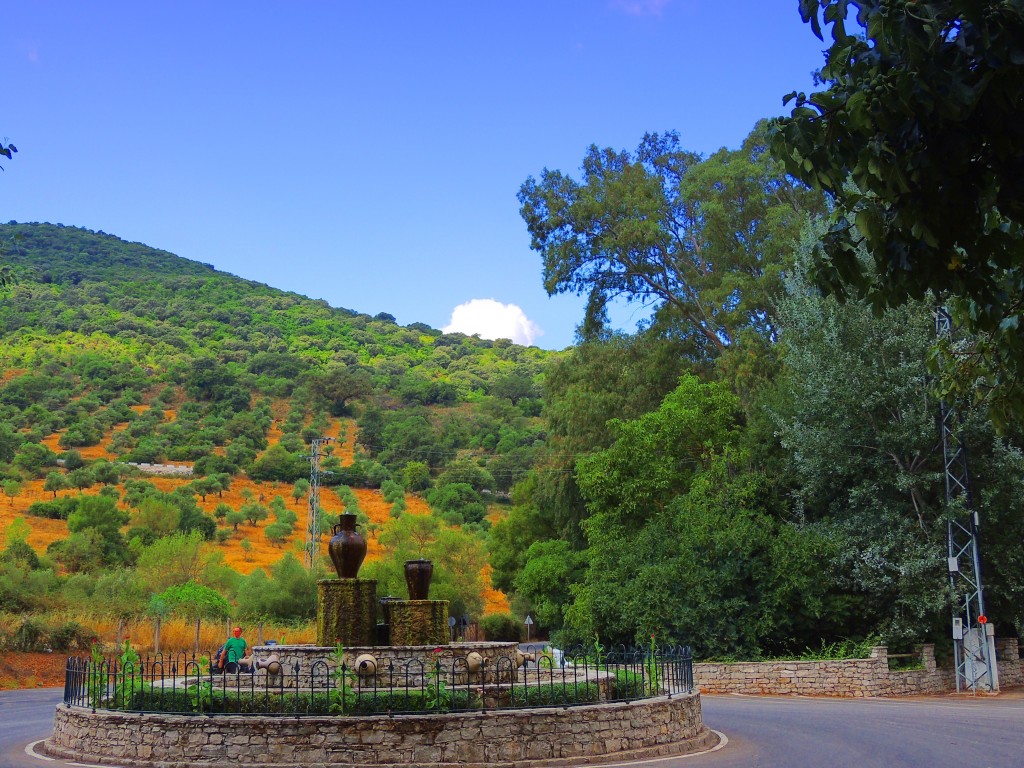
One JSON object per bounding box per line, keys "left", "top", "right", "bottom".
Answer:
{"left": 442, "top": 299, "right": 543, "bottom": 346}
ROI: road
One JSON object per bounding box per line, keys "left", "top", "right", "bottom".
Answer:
{"left": 2, "top": 688, "right": 1022, "bottom": 768}
{"left": 695, "top": 693, "right": 1024, "bottom": 768}
{"left": 0, "top": 687, "right": 62, "bottom": 768}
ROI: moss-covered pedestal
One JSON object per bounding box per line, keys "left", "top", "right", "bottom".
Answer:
{"left": 317, "top": 578, "right": 377, "bottom": 647}
{"left": 389, "top": 600, "right": 450, "bottom": 646}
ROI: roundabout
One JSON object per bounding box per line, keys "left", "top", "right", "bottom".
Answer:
{"left": 39, "top": 519, "right": 713, "bottom": 767}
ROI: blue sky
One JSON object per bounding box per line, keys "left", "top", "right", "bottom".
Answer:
{"left": 1, "top": 1, "right": 826, "bottom": 350}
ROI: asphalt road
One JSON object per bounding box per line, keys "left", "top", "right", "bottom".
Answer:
{"left": 696, "top": 693, "right": 1024, "bottom": 768}
{"left": 2, "top": 688, "right": 1023, "bottom": 768}
{"left": 0, "top": 687, "right": 62, "bottom": 768}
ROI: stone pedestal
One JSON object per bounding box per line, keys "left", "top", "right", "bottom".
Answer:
{"left": 317, "top": 578, "right": 376, "bottom": 647}
{"left": 389, "top": 600, "right": 449, "bottom": 646}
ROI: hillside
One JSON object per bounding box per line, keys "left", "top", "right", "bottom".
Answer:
{"left": 0, "top": 222, "right": 547, "bottom": 648}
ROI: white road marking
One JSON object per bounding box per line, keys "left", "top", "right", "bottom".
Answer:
{"left": 24, "top": 740, "right": 54, "bottom": 761}
{"left": 569, "top": 729, "right": 729, "bottom": 767}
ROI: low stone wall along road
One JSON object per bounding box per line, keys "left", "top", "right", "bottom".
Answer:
{"left": 4, "top": 688, "right": 1024, "bottom": 768}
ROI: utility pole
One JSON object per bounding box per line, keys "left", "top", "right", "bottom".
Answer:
{"left": 304, "top": 437, "right": 335, "bottom": 571}
{"left": 935, "top": 308, "right": 998, "bottom": 692}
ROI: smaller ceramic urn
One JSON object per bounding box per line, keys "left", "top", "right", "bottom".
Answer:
{"left": 404, "top": 559, "right": 434, "bottom": 600}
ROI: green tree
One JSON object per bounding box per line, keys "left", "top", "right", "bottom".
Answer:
{"left": 402, "top": 461, "right": 431, "bottom": 492}
{"left": 237, "top": 554, "right": 315, "bottom": 622}
{"left": 153, "top": 581, "right": 230, "bottom": 652}
{"left": 264, "top": 521, "right": 291, "bottom": 547}
{"left": 773, "top": 0, "right": 1024, "bottom": 425}
{"left": 65, "top": 495, "right": 130, "bottom": 567}
{"left": 0, "top": 424, "right": 20, "bottom": 463}
{"left": 307, "top": 363, "right": 372, "bottom": 415}
{"left": 512, "top": 539, "right": 585, "bottom": 631}
{"left": 3, "top": 479, "right": 21, "bottom": 506}
{"left": 13, "top": 443, "right": 58, "bottom": 478}
{"left": 67, "top": 466, "right": 95, "bottom": 491}
{"left": 291, "top": 478, "right": 310, "bottom": 506}
{"left": 770, "top": 240, "right": 1024, "bottom": 641}
{"left": 241, "top": 502, "right": 269, "bottom": 527}
{"left": 91, "top": 568, "right": 150, "bottom": 647}
{"left": 519, "top": 123, "right": 821, "bottom": 346}
{"left": 44, "top": 471, "right": 69, "bottom": 498}
{"left": 248, "top": 444, "right": 306, "bottom": 482}
{"left": 133, "top": 497, "right": 181, "bottom": 538}
{"left": 135, "top": 531, "right": 209, "bottom": 590}
{"left": 426, "top": 482, "right": 487, "bottom": 526}
{"left": 226, "top": 508, "right": 246, "bottom": 531}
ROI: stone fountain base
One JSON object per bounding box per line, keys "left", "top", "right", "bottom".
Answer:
{"left": 316, "top": 578, "right": 376, "bottom": 646}
{"left": 251, "top": 641, "right": 521, "bottom": 686}
{"left": 389, "top": 600, "right": 449, "bottom": 646}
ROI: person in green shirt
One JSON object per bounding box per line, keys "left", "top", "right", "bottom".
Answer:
{"left": 222, "top": 626, "right": 248, "bottom": 673}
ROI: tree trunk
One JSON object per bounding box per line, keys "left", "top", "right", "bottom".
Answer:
{"left": 258, "top": 621, "right": 264, "bottom": 645}
{"left": 194, "top": 618, "right": 201, "bottom": 654}
{"left": 116, "top": 618, "right": 124, "bottom": 649}
{"left": 154, "top": 616, "right": 162, "bottom": 655}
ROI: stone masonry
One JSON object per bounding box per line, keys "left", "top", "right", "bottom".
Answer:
{"left": 45, "top": 692, "right": 715, "bottom": 768}
{"left": 694, "top": 642, "right": 1023, "bottom": 696}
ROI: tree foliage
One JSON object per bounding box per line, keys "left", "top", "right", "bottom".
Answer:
{"left": 772, "top": 0, "right": 1024, "bottom": 424}
{"left": 519, "top": 123, "right": 822, "bottom": 346}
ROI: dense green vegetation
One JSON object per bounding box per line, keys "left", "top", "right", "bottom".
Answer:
{"left": 496, "top": 116, "right": 1024, "bottom": 659}
{"left": 0, "top": 221, "right": 549, "bottom": 648}
{"left": 773, "top": 0, "right": 1024, "bottom": 426}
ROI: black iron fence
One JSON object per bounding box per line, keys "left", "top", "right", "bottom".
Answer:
{"left": 62, "top": 644, "right": 693, "bottom": 717}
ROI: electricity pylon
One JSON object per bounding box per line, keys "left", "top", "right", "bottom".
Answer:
{"left": 935, "top": 308, "right": 998, "bottom": 692}
{"left": 304, "top": 437, "right": 335, "bottom": 571}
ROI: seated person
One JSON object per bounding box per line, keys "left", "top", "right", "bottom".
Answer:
{"left": 222, "top": 626, "right": 249, "bottom": 673}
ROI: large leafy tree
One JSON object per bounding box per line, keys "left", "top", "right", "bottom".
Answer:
{"left": 772, "top": 0, "right": 1024, "bottom": 423}
{"left": 519, "top": 122, "right": 822, "bottom": 347}
{"left": 564, "top": 376, "right": 828, "bottom": 654}
{"left": 771, "top": 232, "right": 1024, "bottom": 640}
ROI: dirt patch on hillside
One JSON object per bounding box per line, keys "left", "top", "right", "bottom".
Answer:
{"left": 0, "top": 651, "right": 68, "bottom": 689}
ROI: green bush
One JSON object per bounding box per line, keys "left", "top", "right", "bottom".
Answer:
{"left": 479, "top": 612, "right": 522, "bottom": 642}
{"left": 49, "top": 621, "right": 98, "bottom": 651}
{"left": 609, "top": 670, "right": 647, "bottom": 699}
{"left": 11, "top": 618, "right": 46, "bottom": 651}
{"left": 26, "top": 496, "right": 79, "bottom": 520}
{"left": 125, "top": 687, "right": 479, "bottom": 715}
{"left": 509, "top": 682, "right": 600, "bottom": 707}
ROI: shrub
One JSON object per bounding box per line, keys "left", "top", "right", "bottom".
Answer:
{"left": 27, "top": 496, "right": 79, "bottom": 520}
{"left": 125, "top": 687, "right": 479, "bottom": 715}
{"left": 49, "top": 621, "right": 98, "bottom": 651}
{"left": 479, "top": 612, "right": 522, "bottom": 642}
{"left": 610, "top": 670, "right": 651, "bottom": 699}
{"left": 11, "top": 618, "right": 46, "bottom": 651}
{"left": 509, "top": 682, "right": 600, "bottom": 707}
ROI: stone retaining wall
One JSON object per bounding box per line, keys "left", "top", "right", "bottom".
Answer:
{"left": 45, "top": 692, "right": 714, "bottom": 768}
{"left": 995, "top": 638, "right": 1023, "bottom": 689}
{"left": 695, "top": 642, "right": 1023, "bottom": 696}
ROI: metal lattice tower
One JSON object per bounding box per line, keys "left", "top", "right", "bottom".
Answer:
{"left": 935, "top": 308, "right": 997, "bottom": 692}
{"left": 304, "top": 437, "right": 335, "bottom": 571}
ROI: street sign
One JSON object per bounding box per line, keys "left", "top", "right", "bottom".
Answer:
{"left": 524, "top": 614, "right": 533, "bottom": 641}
